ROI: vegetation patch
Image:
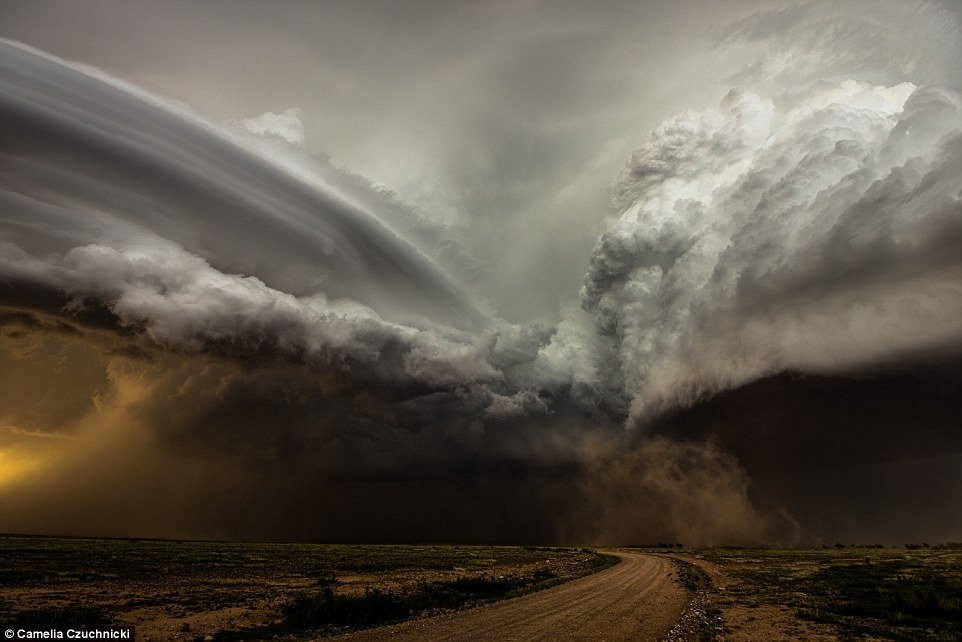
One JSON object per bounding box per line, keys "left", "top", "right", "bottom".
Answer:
{"left": 799, "top": 559, "right": 962, "bottom": 639}
{"left": 663, "top": 557, "right": 724, "bottom": 642}
{"left": 208, "top": 562, "right": 615, "bottom": 640}
{"left": 1, "top": 537, "right": 613, "bottom": 640}
{"left": 263, "top": 558, "right": 613, "bottom": 638}
{"left": 283, "top": 574, "right": 532, "bottom": 629}
{"left": 692, "top": 547, "right": 962, "bottom": 642}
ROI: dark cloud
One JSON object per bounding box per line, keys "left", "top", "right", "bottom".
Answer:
{"left": 0, "top": 312, "right": 606, "bottom": 542}
{"left": 649, "top": 361, "right": 962, "bottom": 544}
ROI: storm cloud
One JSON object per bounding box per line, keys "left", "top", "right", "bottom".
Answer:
{"left": 584, "top": 81, "right": 962, "bottom": 419}
{"left": 2, "top": 1, "right": 962, "bottom": 546}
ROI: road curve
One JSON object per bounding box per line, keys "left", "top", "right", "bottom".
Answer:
{"left": 332, "top": 552, "right": 687, "bottom": 642}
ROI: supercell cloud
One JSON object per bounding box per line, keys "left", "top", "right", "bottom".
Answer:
{"left": 1, "top": 1, "right": 961, "bottom": 545}
{"left": 585, "top": 81, "right": 962, "bottom": 419}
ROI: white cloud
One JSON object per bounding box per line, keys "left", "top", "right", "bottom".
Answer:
{"left": 583, "top": 81, "right": 962, "bottom": 420}
{"left": 240, "top": 107, "right": 306, "bottom": 145}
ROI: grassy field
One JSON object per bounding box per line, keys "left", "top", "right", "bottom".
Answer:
{"left": 6, "top": 538, "right": 961, "bottom": 641}
{"left": 664, "top": 546, "right": 962, "bottom": 641}
{"left": 0, "top": 536, "right": 614, "bottom": 640}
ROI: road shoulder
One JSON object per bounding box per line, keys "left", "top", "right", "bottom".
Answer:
{"left": 667, "top": 553, "right": 842, "bottom": 641}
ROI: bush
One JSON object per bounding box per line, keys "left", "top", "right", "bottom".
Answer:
{"left": 282, "top": 587, "right": 409, "bottom": 628}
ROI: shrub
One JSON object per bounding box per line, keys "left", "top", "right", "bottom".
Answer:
{"left": 281, "top": 572, "right": 550, "bottom": 632}
{"left": 282, "top": 587, "right": 409, "bottom": 628}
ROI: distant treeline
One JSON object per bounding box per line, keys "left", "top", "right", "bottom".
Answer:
{"left": 904, "top": 542, "right": 962, "bottom": 550}
{"left": 820, "top": 543, "right": 962, "bottom": 550}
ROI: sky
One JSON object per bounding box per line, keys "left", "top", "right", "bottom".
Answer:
{"left": 1, "top": 0, "right": 961, "bottom": 545}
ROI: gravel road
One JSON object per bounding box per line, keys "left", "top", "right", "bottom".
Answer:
{"left": 333, "top": 551, "right": 687, "bottom": 641}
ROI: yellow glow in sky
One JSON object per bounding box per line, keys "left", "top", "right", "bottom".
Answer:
{"left": 0, "top": 445, "right": 43, "bottom": 487}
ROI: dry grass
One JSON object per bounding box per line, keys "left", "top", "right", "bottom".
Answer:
{"left": 672, "top": 547, "right": 962, "bottom": 641}
{"left": 0, "top": 537, "right": 612, "bottom": 640}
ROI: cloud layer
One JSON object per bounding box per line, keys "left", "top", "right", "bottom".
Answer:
{"left": 2, "top": 2, "right": 962, "bottom": 545}
{"left": 0, "top": 40, "right": 485, "bottom": 332}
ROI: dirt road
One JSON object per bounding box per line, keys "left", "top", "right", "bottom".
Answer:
{"left": 334, "top": 552, "right": 687, "bottom": 641}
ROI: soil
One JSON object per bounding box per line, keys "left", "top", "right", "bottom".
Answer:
{"left": 676, "top": 554, "right": 845, "bottom": 641}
